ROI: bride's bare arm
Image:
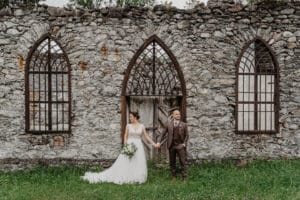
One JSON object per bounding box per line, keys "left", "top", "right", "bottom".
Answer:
{"left": 142, "top": 127, "right": 157, "bottom": 147}
{"left": 124, "top": 126, "right": 129, "bottom": 144}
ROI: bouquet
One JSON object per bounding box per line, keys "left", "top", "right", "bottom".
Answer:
{"left": 121, "top": 143, "right": 137, "bottom": 159}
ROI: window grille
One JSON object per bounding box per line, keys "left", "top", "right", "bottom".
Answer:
{"left": 25, "top": 34, "right": 71, "bottom": 134}
{"left": 236, "top": 38, "right": 279, "bottom": 134}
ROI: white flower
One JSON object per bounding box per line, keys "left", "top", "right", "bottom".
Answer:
{"left": 121, "top": 143, "right": 137, "bottom": 159}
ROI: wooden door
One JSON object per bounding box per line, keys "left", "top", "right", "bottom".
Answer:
{"left": 128, "top": 96, "right": 181, "bottom": 161}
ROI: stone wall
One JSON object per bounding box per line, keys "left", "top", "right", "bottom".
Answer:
{"left": 0, "top": 0, "right": 299, "bottom": 170}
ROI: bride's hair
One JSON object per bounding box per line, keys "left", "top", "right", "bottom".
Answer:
{"left": 129, "top": 111, "right": 140, "bottom": 120}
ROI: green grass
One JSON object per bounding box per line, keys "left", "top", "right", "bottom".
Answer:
{"left": 0, "top": 160, "right": 299, "bottom": 200}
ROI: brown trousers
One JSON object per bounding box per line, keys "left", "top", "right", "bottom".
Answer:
{"left": 169, "top": 146, "right": 187, "bottom": 178}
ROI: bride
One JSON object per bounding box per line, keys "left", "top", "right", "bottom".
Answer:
{"left": 81, "top": 111, "right": 158, "bottom": 184}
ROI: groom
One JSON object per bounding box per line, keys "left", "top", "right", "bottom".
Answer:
{"left": 157, "top": 109, "right": 189, "bottom": 183}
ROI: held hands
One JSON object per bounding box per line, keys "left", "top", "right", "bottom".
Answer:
{"left": 155, "top": 143, "right": 161, "bottom": 148}
{"left": 152, "top": 143, "right": 161, "bottom": 148}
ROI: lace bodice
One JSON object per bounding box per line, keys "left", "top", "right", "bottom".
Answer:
{"left": 127, "top": 123, "right": 144, "bottom": 139}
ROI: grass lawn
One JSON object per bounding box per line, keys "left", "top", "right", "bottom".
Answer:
{"left": 0, "top": 159, "right": 299, "bottom": 200}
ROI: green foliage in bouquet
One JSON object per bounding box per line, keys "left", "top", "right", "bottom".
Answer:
{"left": 121, "top": 143, "right": 137, "bottom": 159}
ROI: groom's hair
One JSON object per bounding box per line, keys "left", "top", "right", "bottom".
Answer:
{"left": 172, "top": 109, "right": 180, "bottom": 113}
{"left": 169, "top": 107, "right": 180, "bottom": 115}
{"left": 129, "top": 111, "right": 140, "bottom": 120}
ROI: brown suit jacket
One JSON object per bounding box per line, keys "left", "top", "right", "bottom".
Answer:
{"left": 159, "top": 119, "right": 189, "bottom": 149}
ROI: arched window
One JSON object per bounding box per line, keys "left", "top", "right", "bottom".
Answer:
{"left": 235, "top": 38, "right": 279, "bottom": 134}
{"left": 125, "top": 39, "right": 183, "bottom": 96}
{"left": 121, "top": 35, "right": 186, "bottom": 143}
{"left": 25, "top": 34, "right": 71, "bottom": 134}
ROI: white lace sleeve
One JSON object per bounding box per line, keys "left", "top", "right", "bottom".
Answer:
{"left": 141, "top": 124, "right": 146, "bottom": 131}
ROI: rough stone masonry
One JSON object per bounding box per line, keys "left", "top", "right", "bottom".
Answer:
{"left": 0, "top": 0, "right": 299, "bottom": 170}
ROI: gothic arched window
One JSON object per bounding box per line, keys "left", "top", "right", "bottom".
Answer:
{"left": 25, "top": 34, "right": 71, "bottom": 134}
{"left": 121, "top": 35, "right": 186, "bottom": 143}
{"left": 236, "top": 38, "right": 279, "bottom": 134}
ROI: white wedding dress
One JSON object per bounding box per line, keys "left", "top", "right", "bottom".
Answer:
{"left": 81, "top": 123, "right": 147, "bottom": 184}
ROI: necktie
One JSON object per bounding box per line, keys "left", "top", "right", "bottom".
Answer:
{"left": 174, "top": 121, "right": 178, "bottom": 127}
